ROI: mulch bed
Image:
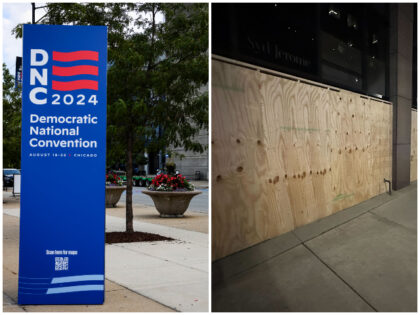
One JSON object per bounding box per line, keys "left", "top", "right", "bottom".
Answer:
{"left": 106, "top": 231, "right": 174, "bottom": 244}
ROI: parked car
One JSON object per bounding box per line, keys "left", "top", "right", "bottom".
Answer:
{"left": 110, "top": 170, "right": 154, "bottom": 187}
{"left": 3, "top": 168, "right": 20, "bottom": 188}
{"left": 133, "top": 175, "right": 154, "bottom": 187}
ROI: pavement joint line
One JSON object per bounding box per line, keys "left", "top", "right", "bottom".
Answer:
{"left": 301, "top": 242, "right": 378, "bottom": 312}
{"left": 103, "top": 277, "right": 179, "bottom": 312}
{"left": 110, "top": 243, "right": 208, "bottom": 274}
{"left": 3, "top": 292, "right": 18, "bottom": 305}
{"left": 215, "top": 189, "right": 412, "bottom": 286}
{"left": 213, "top": 241, "right": 304, "bottom": 289}
{"left": 3, "top": 292, "right": 28, "bottom": 312}
{"left": 293, "top": 193, "right": 402, "bottom": 244}
{"left": 367, "top": 210, "right": 416, "bottom": 233}
{"left": 103, "top": 278, "right": 177, "bottom": 312}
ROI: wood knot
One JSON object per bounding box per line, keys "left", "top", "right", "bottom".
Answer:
{"left": 298, "top": 174, "right": 301, "bottom": 178}
{"left": 269, "top": 178, "right": 272, "bottom": 183}
{"left": 302, "top": 171, "right": 306, "bottom": 178}
{"left": 257, "top": 140, "right": 262, "bottom": 145}
{"left": 349, "top": 149, "right": 352, "bottom": 153}
{"left": 339, "top": 149, "right": 342, "bottom": 154}
{"left": 273, "top": 176, "right": 279, "bottom": 184}
{"left": 293, "top": 175, "right": 296, "bottom": 179}
{"left": 236, "top": 139, "right": 241, "bottom": 143}
{"left": 329, "top": 168, "right": 332, "bottom": 171}
{"left": 284, "top": 174, "right": 288, "bottom": 179}
{"left": 211, "top": 141, "right": 214, "bottom": 144}
{"left": 310, "top": 170, "right": 313, "bottom": 175}
{"left": 216, "top": 175, "right": 222, "bottom": 182}
{"left": 237, "top": 166, "right": 243, "bottom": 172}
{"left": 352, "top": 114, "right": 354, "bottom": 118}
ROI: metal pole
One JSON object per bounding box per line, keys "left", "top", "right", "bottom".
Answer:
{"left": 31, "top": 3, "right": 35, "bottom": 24}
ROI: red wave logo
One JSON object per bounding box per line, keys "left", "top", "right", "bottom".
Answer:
{"left": 52, "top": 50, "right": 99, "bottom": 91}
{"left": 52, "top": 80, "right": 98, "bottom": 91}
{"left": 53, "top": 65, "right": 98, "bottom": 76}
{"left": 53, "top": 51, "right": 98, "bottom": 62}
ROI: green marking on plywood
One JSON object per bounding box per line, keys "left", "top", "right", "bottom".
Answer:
{"left": 333, "top": 193, "right": 354, "bottom": 202}
{"left": 213, "top": 83, "right": 244, "bottom": 93}
{"left": 279, "top": 126, "right": 321, "bottom": 132}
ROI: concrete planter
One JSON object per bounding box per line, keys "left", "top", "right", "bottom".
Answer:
{"left": 106, "top": 186, "right": 126, "bottom": 207}
{"left": 142, "top": 190, "right": 202, "bottom": 217}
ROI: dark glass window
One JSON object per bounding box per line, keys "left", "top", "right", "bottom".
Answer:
{"left": 212, "top": 3, "right": 390, "bottom": 100}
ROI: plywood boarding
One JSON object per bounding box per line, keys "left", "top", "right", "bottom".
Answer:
{"left": 410, "top": 110, "right": 417, "bottom": 182}
{"left": 212, "top": 58, "right": 393, "bottom": 260}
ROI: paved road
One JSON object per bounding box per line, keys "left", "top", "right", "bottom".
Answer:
{"left": 121, "top": 187, "right": 209, "bottom": 213}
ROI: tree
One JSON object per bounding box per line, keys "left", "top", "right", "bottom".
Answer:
{"left": 14, "top": 3, "right": 208, "bottom": 232}
{"left": 3, "top": 64, "right": 22, "bottom": 169}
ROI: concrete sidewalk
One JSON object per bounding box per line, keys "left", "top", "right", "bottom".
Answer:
{"left": 3, "top": 191, "right": 209, "bottom": 312}
{"left": 3, "top": 214, "right": 173, "bottom": 312}
{"left": 213, "top": 182, "right": 417, "bottom": 312}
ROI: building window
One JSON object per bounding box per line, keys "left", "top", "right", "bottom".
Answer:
{"left": 212, "top": 3, "right": 390, "bottom": 100}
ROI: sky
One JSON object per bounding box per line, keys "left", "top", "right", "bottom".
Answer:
{"left": 2, "top": 3, "right": 163, "bottom": 75}
{"left": 3, "top": 3, "right": 39, "bottom": 73}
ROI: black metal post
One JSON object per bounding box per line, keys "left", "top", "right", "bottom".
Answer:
{"left": 31, "top": 3, "right": 35, "bottom": 24}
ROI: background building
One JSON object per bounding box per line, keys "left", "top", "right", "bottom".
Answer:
{"left": 169, "top": 128, "right": 209, "bottom": 180}
{"left": 213, "top": 3, "right": 416, "bottom": 189}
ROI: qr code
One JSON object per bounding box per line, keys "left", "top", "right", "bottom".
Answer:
{"left": 55, "top": 257, "right": 69, "bottom": 271}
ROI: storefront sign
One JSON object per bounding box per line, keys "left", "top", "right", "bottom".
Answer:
{"left": 19, "top": 24, "right": 107, "bottom": 304}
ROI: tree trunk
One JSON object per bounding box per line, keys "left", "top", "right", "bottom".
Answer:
{"left": 126, "top": 132, "right": 134, "bottom": 233}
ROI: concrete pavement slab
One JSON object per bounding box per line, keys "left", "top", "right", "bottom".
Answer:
{"left": 3, "top": 294, "right": 25, "bottom": 312}
{"left": 105, "top": 214, "right": 208, "bottom": 247}
{"left": 306, "top": 212, "right": 417, "bottom": 312}
{"left": 105, "top": 247, "right": 208, "bottom": 312}
{"left": 107, "top": 204, "right": 208, "bottom": 233}
{"left": 4, "top": 207, "right": 208, "bottom": 248}
{"left": 213, "top": 231, "right": 300, "bottom": 287}
{"left": 104, "top": 215, "right": 209, "bottom": 311}
{"left": 213, "top": 182, "right": 416, "bottom": 312}
{"left": 370, "top": 183, "right": 417, "bottom": 230}
{"left": 116, "top": 241, "right": 208, "bottom": 272}
{"left": 20, "top": 279, "right": 174, "bottom": 312}
{"left": 4, "top": 210, "right": 209, "bottom": 311}
{"left": 293, "top": 192, "right": 394, "bottom": 242}
{"left": 3, "top": 214, "right": 173, "bottom": 312}
{"left": 212, "top": 245, "right": 374, "bottom": 312}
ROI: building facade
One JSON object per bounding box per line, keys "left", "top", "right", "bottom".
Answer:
{"left": 213, "top": 2, "right": 416, "bottom": 189}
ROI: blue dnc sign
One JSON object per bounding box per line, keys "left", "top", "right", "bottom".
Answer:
{"left": 19, "top": 25, "right": 107, "bottom": 304}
